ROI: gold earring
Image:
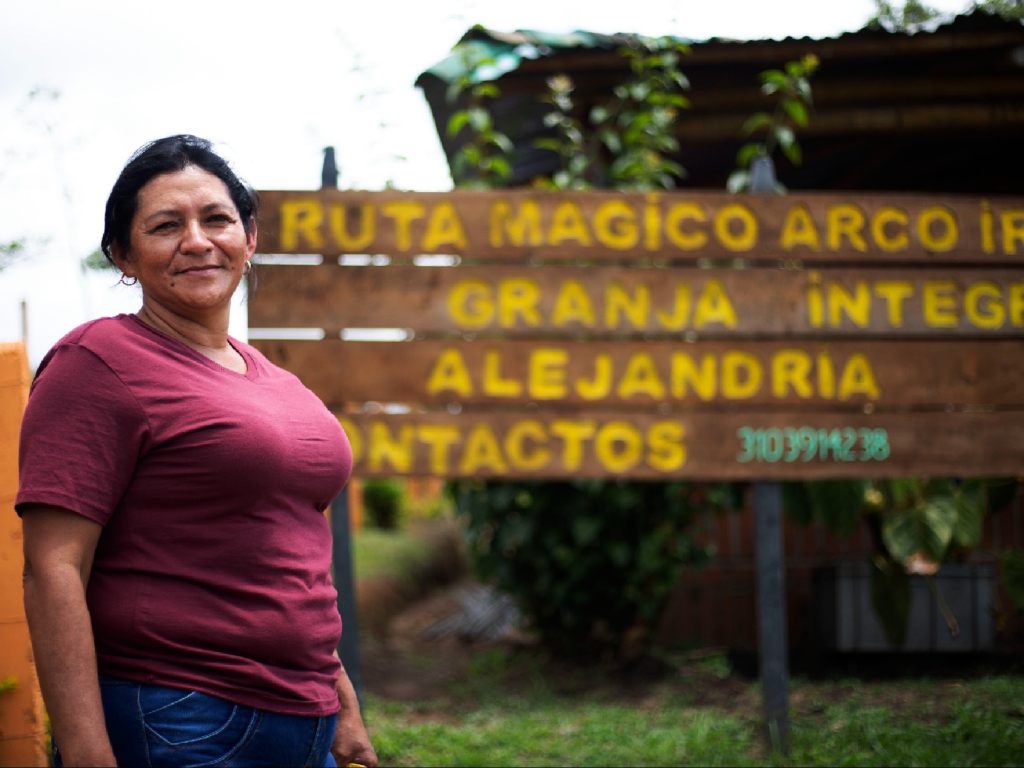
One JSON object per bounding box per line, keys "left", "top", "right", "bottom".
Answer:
{"left": 119, "top": 274, "right": 138, "bottom": 286}
{"left": 242, "top": 261, "right": 252, "bottom": 276}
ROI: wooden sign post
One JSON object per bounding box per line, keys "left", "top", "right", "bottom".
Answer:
{"left": 250, "top": 187, "right": 1024, "bottom": 752}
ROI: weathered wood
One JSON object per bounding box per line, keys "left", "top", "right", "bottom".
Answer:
{"left": 335, "top": 409, "right": 1024, "bottom": 479}
{"left": 250, "top": 338, "right": 1024, "bottom": 410}
{"left": 672, "top": 103, "right": 1024, "bottom": 141}
{"left": 254, "top": 189, "right": 1024, "bottom": 263}
{"left": 249, "top": 264, "right": 1024, "bottom": 338}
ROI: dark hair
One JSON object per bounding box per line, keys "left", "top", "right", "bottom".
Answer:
{"left": 100, "top": 135, "right": 259, "bottom": 264}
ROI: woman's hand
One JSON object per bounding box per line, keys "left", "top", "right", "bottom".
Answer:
{"left": 330, "top": 709, "right": 377, "bottom": 768}
{"left": 331, "top": 659, "right": 377, "bottom": 767}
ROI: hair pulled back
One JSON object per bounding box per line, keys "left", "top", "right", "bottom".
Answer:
{"left": 100, "top": 135, "right": 259, "bottom": 265}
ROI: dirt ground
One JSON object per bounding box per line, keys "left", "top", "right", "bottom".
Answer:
{"left": 359, "top": 578, "right": 1022, "bottom": 728}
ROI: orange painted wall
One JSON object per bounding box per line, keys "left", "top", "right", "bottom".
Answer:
{"left": 0, "top": 342, "right": 46, "bottom": 766}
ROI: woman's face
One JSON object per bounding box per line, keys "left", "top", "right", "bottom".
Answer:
{"left": 117, "top": 166, "right": 256, "bottom": 322}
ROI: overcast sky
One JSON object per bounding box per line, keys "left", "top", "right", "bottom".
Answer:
{"left": 0, "top": 0, "right": 968, "bottom": 367}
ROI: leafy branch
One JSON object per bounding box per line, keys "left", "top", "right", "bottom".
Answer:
{"left": 533, "top": 75, "right": 592, "bottom": 190}
{"left": 727, "top": 54, "right": 818, "bottom": 193}
{"left": 445, "top": 45, "right": 515, "bottom": 189}
{"left": 590, "top": 37, "right": 691, "bottom": 191}
{"left": 786, "top": 477, "right": 1020, "bottom": 647}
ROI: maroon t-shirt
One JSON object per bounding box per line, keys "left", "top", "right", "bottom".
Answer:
{"left": 16, "top": 314, "right": 351, "bottom": 716}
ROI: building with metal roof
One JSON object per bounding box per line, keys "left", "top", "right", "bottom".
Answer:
{"left": 417, "top": 11, "right": 1024, "bottom": 193}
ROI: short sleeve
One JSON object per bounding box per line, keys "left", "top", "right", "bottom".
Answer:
{"left": 16, "top": 343, "right": 149, "bottom": 524}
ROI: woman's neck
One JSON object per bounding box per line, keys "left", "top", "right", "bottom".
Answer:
{"left": 135, "top": 302, "right": 231, "bottom": 354}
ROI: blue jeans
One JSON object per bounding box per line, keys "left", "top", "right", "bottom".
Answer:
{"left": 54, "top": 675, "right": 338, "bottom": 767}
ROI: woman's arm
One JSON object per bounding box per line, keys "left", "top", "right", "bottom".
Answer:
{"left": 21, "top": 504, "right": 116, "bottom": 767}
{"left": 330, "top": 652, "right": 377, "bottom": 768}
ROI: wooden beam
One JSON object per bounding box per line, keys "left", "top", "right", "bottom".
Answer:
{"left": 336, "top": 409, "right": 1024, "bottom": 479}
{"left": 502, "top": 30, "right": 1024, "bottom": 73}
{"left": 249, "top": 265, "right": 1024, "bottom": 338}
{"left": 251, "top": 338, "right": 1024, "bottom": 410}
{"left": 255, "top": 189, "right": 1024, "bottom": 263}
{"left": 674, "top": 102, "right": 1024, "bottom": 140}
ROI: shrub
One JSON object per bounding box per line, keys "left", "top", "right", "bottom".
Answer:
{"left": 450, "top": 479, "right": 736, "bottom": 658}
{"left": 362, "top": 478, "right": 405, "bottom": 530}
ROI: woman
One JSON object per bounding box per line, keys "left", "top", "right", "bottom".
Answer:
{"left": 18, "top": 135, "right": 377, "bottom": 768}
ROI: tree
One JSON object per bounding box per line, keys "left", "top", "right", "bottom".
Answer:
{"left": 973, "top": 0, "right": 1024, "bottom": 20}
{"left": 865, "top": 0, "right": 1024, "bottom": 29}
{"left": 866, "top": 0, "right": 943, "bottom": 30}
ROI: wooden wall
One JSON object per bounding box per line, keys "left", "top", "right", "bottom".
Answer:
{"left": 0, "top": 343, "right": 47, "bottom": 767}
{"left": 657, "top": 486, "right": 1024, "bottom": 653}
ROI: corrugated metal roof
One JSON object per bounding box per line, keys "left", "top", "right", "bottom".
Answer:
{"left": 417, "top": 10, "right": 1022, "bottom": 86}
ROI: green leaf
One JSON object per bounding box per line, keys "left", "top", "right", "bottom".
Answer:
{"left": 783, "top": 99, "right": 809, "bottom": 127}
{"left": 761, "top": 81, "right": 780, "bottom": 96}
{"left": 806, "top": 480, "right": 866, "bottom": 538}
{"left": 488, "top": 132, "right": 515, "bottom": 154}
{"left": 797, "top": 80, "right": 813, "bottom": 104}
{"left": 445, "top": 80, "right": 464, "bottom": 105}
{"left": 533, "top": 138, "right": 562, "bottom": 152}
{"left": 599, "top": 129, "right": 622, "bottom": 154}
{"left": 951, "top": 480, "right": 985, "bottom": 548}
{"left": 759, "top": 69, "right": 787, "bottom": 84}
{"left": 773, "top": 125, "right": 796, "bottom": 150}
{"left": 1001, "top": 548, "right": 1024, "bottom": 611}
{"left": 736, "top": 142, "right": 763, "bottom": 169}
{"left": 781, "top": 139, "right": 802, "bottom": 166}
{"left": 543, "top": 112, "right": 564, "bottom": 128}
{"left": 467, "top": 107, "right": 491, "bottom": 132}
{"left": 473, "top": 82, "right": 500, "bottom": 99}
{"left": 590, "top": 105, "right": 610, "bottom": 124}
{"left": 487, "top": 157, "right": 513, "bottom": 180}
{"left": 446, "top": 111, "right": 470, "bottom": 138}
{"left": 742, "top": 112, "right": 772, "bottom": 136}
{"left": 871, "top": 556, "right": 912, "bottom": 648}
{"left": 726, "top": 170, "right": 750, "bottom": 193}
{"left": 883, "top": 497, "right": 957, "bottom": 563}
{"left": 887, "top": 479, "right": 920, "bottom": 508}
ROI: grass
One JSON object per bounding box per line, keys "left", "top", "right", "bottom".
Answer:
{"left": 353, "top": 527, "right": 433, "bottom": 583}
{"left": 362, "top": 646, "right": 1024, "bottom": 767}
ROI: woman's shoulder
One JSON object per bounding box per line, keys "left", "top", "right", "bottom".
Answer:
{"left": 37, "top": 315, "right": 138, "bottom": 372}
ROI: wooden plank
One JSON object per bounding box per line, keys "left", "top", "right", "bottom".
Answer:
{"left": 250, "top": 338, "right": 1024, "bottom": 410}
{"left": 249, "top": 264, "right": 1024, "bottom": 338}
{"left": 254, "top": 189, "right": 1024, "bottom": 264}
{"left": 335, "top": 410, "right": 1024, "bottom": 479}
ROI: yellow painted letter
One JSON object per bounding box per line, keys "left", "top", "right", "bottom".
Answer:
{"left": 593, "top": 200, "right": 639, "bottom": 250}
{"left": 490, "top": 200, "right": 542, "bottom": 247}
{"left": 721, "top": 352, "right": 762, "bottom": 399}
{"left": 426, "top": 348, "right": 473, "bottom": 397}
{"left": 838, "top": 354, "right": 880, "bottom": 400}
{"left": 422, "top": 202, "right": 468, "bottom": 251}
{"left": 381, "top": 202, "right": 426, "bottom": 251}
{"left": 779, "top": 204, "right": 821, "bottom": 251}
{"left": 280, "top": 200, "right": 325, "bottom": 251}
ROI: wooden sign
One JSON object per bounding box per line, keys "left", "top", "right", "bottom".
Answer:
{"left": 335, "top": 410, "right": 1024, "bottom": 479}
{"left": 253, "top": 338, "right": 1024, "bottom": 410}
{"left": 250, "top": 188, "right": 1024, "bottom": 480}
{"left": 255, "top": 189, "right": 1024, "bottom": 263}
{"left": 250, "top": 264, "right": 1024, "bottom": 338}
